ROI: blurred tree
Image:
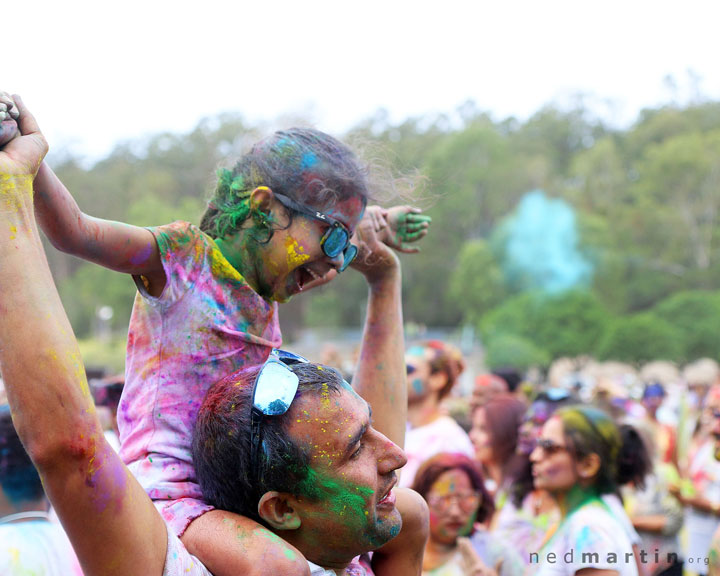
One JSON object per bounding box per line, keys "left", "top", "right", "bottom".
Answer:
{"left": 483, "top": 333, "right": 550, "bottom": 370}
{"left": 597, "top": 313, "right": 684, "bottom": 364}
{"left": 448, "top": 239, "right": 506, "bottom": 326}
{"left": 479, "top": 291, "right": 611, "bottom": 360}
{"left": 652, "top": 290, "right": 720, "bottom": 361}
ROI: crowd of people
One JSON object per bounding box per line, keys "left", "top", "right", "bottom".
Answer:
{"left": 1, "top": 92, "right": 720, "bottom": 576}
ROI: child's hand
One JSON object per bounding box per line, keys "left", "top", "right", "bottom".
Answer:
{"left": 0, "top": 94, "right": 47, "bottom": 177}
{"left": 0, "top": 91, "right": 20, "bottom": 148}
{"left": 371, "top": 205, "right": 431, "bottom": 254}
{"left": 351, "top": 209, "right": 400, "bottom": 283}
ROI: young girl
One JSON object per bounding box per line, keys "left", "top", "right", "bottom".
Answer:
{"left": 12, "top": 96, "right": 429, "bottom": 575}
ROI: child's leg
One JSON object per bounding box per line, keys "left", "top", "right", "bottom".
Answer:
{"left": 182, "top": 510, "right": 310, "bottom": 576}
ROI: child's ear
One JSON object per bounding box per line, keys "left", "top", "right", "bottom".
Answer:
{"left": 257, "top": 491, "right": 302, "bottom": 531}
{"left": 249, "top": 186, "right": 275, "bottom": 215}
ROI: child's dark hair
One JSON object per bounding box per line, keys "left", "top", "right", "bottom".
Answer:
{"left": 557, "top": 405, "right": 650, "bottom": 495}
{"left": 200, "top": 127, "right": 370, "bottom": 240}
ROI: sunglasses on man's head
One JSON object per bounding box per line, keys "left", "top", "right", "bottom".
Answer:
{"left": 250, "top": 349, "right": 309, "bottom": 481}
{"left": 272, "top": 193, "right": 357, "bottom": 272}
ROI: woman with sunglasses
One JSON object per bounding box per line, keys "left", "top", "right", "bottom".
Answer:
{"left": 530, "top": 405, "right": 650, "bottom": 576}
{"left": 401, "top": 341, "right": 475, "bottom": 488}
{"left": 489, "top": 390, "right": 574, "bottom": 565}
{"left": 3, "top": 93, "right": 432, "bottom": 576}
{"left": 412, "top": 453, "right": 524, "bottom": 576}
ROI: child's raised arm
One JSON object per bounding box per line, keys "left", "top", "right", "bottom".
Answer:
{"left": 33, "top": 162, "right": 167, "bottom": 294}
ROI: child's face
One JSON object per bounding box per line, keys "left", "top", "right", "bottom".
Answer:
{"left": 256, "top": 194, "right": 365, "bottom": 302}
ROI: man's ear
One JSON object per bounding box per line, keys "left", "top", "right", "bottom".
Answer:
{"left": 257, "top": 491, "right": 302, "bottom": 531}
{"left": 577, "top": 452, "right": 601, "bottom": 483}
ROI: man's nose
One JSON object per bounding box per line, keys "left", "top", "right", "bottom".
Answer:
{"left": 378, "top": 438, "right": 407, "bottom": 472}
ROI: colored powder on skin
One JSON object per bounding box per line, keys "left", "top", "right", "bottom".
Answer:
{"left": 411, "top": 378, "right": 424, "bottom": 395}
{"left": 320, "top": 382, "right": 332, "bottom": 408}
{"left": 129, "top": 240, "right": 156, "bottom": 267}
{"left": 256, "top": 528, "right": 298, "bottom": 561}
{"left": 0, "top": 174, "right": 34, "bottom": 214}
{"left": 209, "top": 241, "right": 245, "bottom": 281}
{"left": 284, "top": 236, "right": 310, "bottom": 268}
{"left": 298, "top": 466, "right": 374, "bottom": 523}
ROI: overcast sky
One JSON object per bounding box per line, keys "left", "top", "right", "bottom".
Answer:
{"left": 6, "top": 0, "right": 720, "bottom": 161}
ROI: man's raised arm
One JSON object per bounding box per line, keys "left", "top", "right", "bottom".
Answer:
{"left": 0, "top": 97, "right": 169, "bottom": 576}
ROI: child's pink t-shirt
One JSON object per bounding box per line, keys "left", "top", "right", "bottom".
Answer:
{"left": 117, "top": 221, "right": 282, "bottom": 535}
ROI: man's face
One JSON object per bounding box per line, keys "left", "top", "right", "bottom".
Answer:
{"left": 285, "top": 386, "right": 407, "bottom": 564}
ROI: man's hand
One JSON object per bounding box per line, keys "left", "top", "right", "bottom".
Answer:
{"left": 0, "top": 94, "right": 47, "bottom": 176}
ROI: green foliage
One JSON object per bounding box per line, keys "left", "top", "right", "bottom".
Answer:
{"left": 42, "top": 100, "right": 720, "bottom": 360}
{"left": 597, "top": 313, "right": 684, "bottom": 364}
{"left": 653, "top": 291, "right": 720, "bottom": 361}
{"left": 448, "top": 239, "right": 505, "bottom": 326}
{"left": 484, "top": 334, "right": 550, "bottom": 370}
{"left": 77, "top": 336, "right": 127, "bottom": 374}
{"left": 480, "top": 291, "right": 611, "bottom": 360}
{"left": 58, "top": 264, "right": 136, "bottom": 338}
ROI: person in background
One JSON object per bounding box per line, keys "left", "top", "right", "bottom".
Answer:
{"left": 92, "top": 374, "right": 125, "bottom": 452}
{"left": 401, "top": 341, "right": 475, "bottom": 488}
{"left": 492, "top": 389, "right": 573, "bottom": 564}
{"left": 469, "top": 395, "right": 526, "bottom": 505}
{"left": 470, "top": 374, "right": 508, "bottom": 412}
{"left": 672, "top": 385, "right": 720, "bottom": 576}
{"left": 621, "top": 421, "right": 683, "bottom": 576}
{"left": 640, "top": 383, "right": 677, "bottom": 468}
{"left": 412, "top": 453, "right": 524, "bottom": 576}
{"left": 706, "top": 405, "right": 720, "bottom": 576}
{"left": 530, "top": 406, "right": 649, "bottom": 576}
{"left": 0, "top": 406, "right": 83, "bottom": 576}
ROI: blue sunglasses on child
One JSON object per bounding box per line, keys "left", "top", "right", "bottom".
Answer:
{"left": 272, "top": 193, "right": 358, "bottom": 272}
{"left": 250, "top": 349, "right": 308, "bottom": 480}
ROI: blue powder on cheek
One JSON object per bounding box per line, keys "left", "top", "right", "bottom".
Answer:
{"left": 411, "top": 379, "right": 424, "bottom": 394}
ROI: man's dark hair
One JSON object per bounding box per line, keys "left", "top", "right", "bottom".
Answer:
{"left": 192, "top": 362, "right": 345, "bottom": 523}
{"left": 0, "top": 405, "right": 45, "bottom": 503}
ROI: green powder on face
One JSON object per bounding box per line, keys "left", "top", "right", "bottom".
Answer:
{"left": 298, "top": 467, "right": 374, "bottom": 523}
